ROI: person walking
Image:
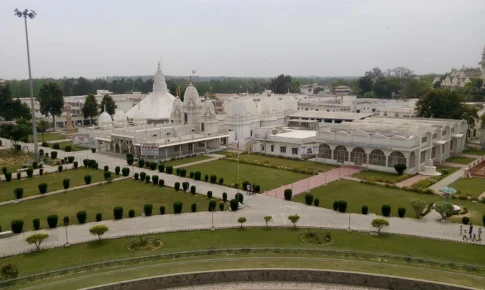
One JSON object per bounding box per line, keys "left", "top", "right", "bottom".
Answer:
{"left": 462, "top": 230, "right": 468, "bottom": 241}
{"left": 469, "top": 224, "right": 473, "bottom": 239}
{"left": 249, "top": 183, "right": 253, "bottom": 195}
{"left": 459, "top": 225, "right": 463, "bottom": 236}
{"left": 472, "top": 234, "right": 477, "bottom": 242}
{"left": 252, "top": 183, "right": 256, "bottom": 194}
{"left": 478, "top": 227, "right": 482, "bottom": 241}
{"left": 246, "top": 183, "right": 250, "bottom": 195}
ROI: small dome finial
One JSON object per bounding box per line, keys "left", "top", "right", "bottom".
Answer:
{"left": 158, "top": 61, "right": 161, "bottom": 71}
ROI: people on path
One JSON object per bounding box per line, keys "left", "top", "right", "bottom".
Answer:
{"left": 246, "top": 184, "right": 250, "bottom": 195}
{"left": 478, "top": 227, "right": 482, "bottom": 241}
{"left": 472, "top": 234, "right": 477, "bottom": 242}
{"left": 459, "top": 225, "right": 463, "bottom": 236}
{"left": 463, "top": 230, "right": 468, "bottom": 241}
{"left": 252, "top": 183, "right": 256, "bottom": 194}
{"left": 469, "top": 224, "right": 473, "bottom": 239}
{"left": 249, "top": 183, "right": 253, "bottom": 195}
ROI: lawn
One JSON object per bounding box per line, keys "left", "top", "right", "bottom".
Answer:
{"left": 463, "top": 149, "right": 485, "bottom": 156}
{"left": 41, "top": 141, "right": 87, "bottom": 152}
{"left": 29, "top": 132, "right": 65, "bottom": 142}
{"left": 446, "top": 156, "right": 476, "bottom": 165}
{"left": 164, "top": 155, "right": 213, "bottom": 167}
{"left": 293, "top": 180, "right": 485, "bottom": 224}
{"left": 1, "top": 228, "right": 483, "bottom": 277}
{"left": 450, "top": 177, "right": 485, "bottom": 198}
{"left": 0, "top": 168, "right": 105, "bottom": 202}
{"left": 182, "top": 159, "right": 309, "bottom": 190}
{"left": 352, "top": 170, "right": 412, "bottom": 184}
{"left": 0, "top": 179, "right": 226, "bottom": 231}
{"left": 232, "top": 153, "right": 337, "bottom": 173}
{"left": 0, "top": 149, "right": 35, "bottom": 172}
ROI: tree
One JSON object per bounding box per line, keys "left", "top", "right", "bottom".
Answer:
{"left": 464, "top": 78, "right": 484, "bottom": 93}
{"left": 394, "top": 164, "right": 407, "bottom": 175}
{"left": 415, "top": 89, "right": 476, "bottom": 123}
{"left": 37, "top": 83, "right": 64, "bottom": 131}
{"left": 462, "top": 105, "right": 479, "bottom": 129}
{"left": 1, "top": 262, "right": 19, "bottom": 279}
{"left": 37, "top": 120, "right": 49, "bottom": 141}
{"left": 100, "top": 94, "right": 116, "bottom": 115}
{"left": 434, "top": 202, "right": 454, "bottom": 221}
{"left": 270, "top": 74, "right": 294, "bottom": 94}
{"left": 237, "top": 217, "right": 247, "bottom": 228}
{"left": 357, "top": 76, "right": 373, "bottom": 95}
{"left": 82, "top": 94, "right": 98, "bottom": 124}
{"left": 0, "top": 119, "right": 31, "bottom": 148}
{"left": 410, "top": 199, "right": 426, "bottom": 219}
{"left": 89, "top": 225, "right": 109, "bottom": 240}
{"left": 288, "top": 214, "right": 300, "bottom": 227}
{"left": 365, "top": 67, "right": 384, "bottom": 83}
{"left": 402, "top": 79, "right": 430, "bottom": 98}
{"left": 371, "top": 218, "right": 389, "bottom": 234}
{"left": 264, "top": 215, "right": 272, "bottom": 227}
{"left": 385, "top": 66, "right": 414, "bottom": 81}
{"left": 373, "top": 77, "right": 401, "bottom": 98}
{"left": 25, "top": 233, "right": 49, "bottom": 250}
{"left": 0, "top": 83, "right": 31, "bottom": 121}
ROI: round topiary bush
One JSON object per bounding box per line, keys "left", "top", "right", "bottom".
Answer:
{"left": 2, "top": 167, "right": 7, "bottom": 174}
{"left": 218, "top": 177, "right": 224, "bottom": 185}
{"left": 115, "top": 166, "right": 120, "bottom": 175}
{"left": 51, "top": 151, "right": 58, "bottom": 159}
{"left": 361, "top": 205, "right": 368, "bottom": 215}
{"left": 32, "top": 218, "right": 40, "bottom": 230}
{"left": 191, "top": 203, "right": 197, "bottom": 213}
{"left": 208, "top": 200, "right": 217, "bottom": 211}
{"left": 482, "top": 214, "right": 485, "bottom": 226}
{"left": 91, "top": 148, "right": 96, "bottom": 153}
{"left": 26, "top": 168, "right": 33, "bottom": 178}
{"left": 96, "top": 213, "right": 102, "bottom": 222}
{"left": 33, "top": 162, "right": 38, "bottom": 169}
{"left": 144, "top": 204, "right": 153, "bottom": 216}
{"left": 207, "top": 191, "right": 213, "bottom": 199}
{"left": 381, "top": 205, "right": 391, "bottom": 217}
{"left": 284, "top": 189, "right": 292, "bottom": 201}
{"left": 304, "top": 193, "right": 314, "bottom": 205}
{"left": 174, "top": 182, "right": 180, "bottom": 191}
{"left": 159, "top": 205, "right": 165, "bottom": 215}
{"left": 73, "top": 161, "right": 78, "bottom": 169}
{"left": 222, "top": 192, "right": 227, "bottom": 202}
{"left": 5, "top": 172, "right": 12, "bottom": 182}
{"left": 210, "top": 175, "right": 217, "bottom": 184}
{"left": 338, "top": 200, "right": 347, "bottom": 213}
{"left": 84, "top": 175, "right": 92, "bottom": 184}
{"left": 114, "top": 207, "right": 124, "bottom": 220}
{"left": 129, "top": 209, "right": 135, "bottom": 218}
{"left": 182, "top": 181, "right": 189, "bottom": 192}
{"left": 235, "top": 192, "right": 244, "bottom": 204}
{"left": 180, "top": 168, "right": 187, "bottom": 177}
{"left": 38, "top": 183, "right": 48, "bottom": 194}
{"left": 42, "top": 141, "right": 48, "bottom": 147}
{"left": 190, "top": 185, "right": 196, "bottom": 194}
{"left": 77, "top": 211, "right": 87, "bottom": 224}
{"left": 134, "top": 173, "right": 139, "bottom": 180}
{"left": 166, "top": 166, "right": 173, "bottom": 174}
{"left": 140, "top": 172, "right": 146, "bottom": 181}
{"left": 152, "top": 175, "right": 159, "bottom": 185}
{"left": 313, "top": 198, "right": 320, "bottom": 207}
{"left": 47, "top": 215, "right": 58, "bottom": 228}
{"left": 16, "top": 172, "right": 21, "bottom": 180}
{"left": 189, "top": 172, "right": 194, "bottom": 178}
{"left": 253, "top": 185, "right": 260, "bottom": 193}
{"left": 158, "top": 179, "right": 164, "bottom": 187}
{"left": 145, "top": 175, "right": 150, "bottom": 183}
{"left": 204, "top": 174, "right": 209, "bottom": 182}
{"left": 397, "top": 207, "right": 406, "bottom": 218}
{"left": 11, "top": 220, "right": 24, "bottom": 233}
{"left": 230, "top": 199, "right": 239, "bottom": 211}
{"left": 332, "top": 201, "right": 339, "bottom": 211}
{"left": 122, "top": 167, "right": 130, "bottom": 176}
{"left": 14, "top": 188, "right": 23, "bottom": 199}
{"left": 194, "top": 171, "right": 201, "bottom": 180}
{"left": 104, "top": 165, "right": 109, "bottom": 172}
{"left": 242, "top": 181, "right": 249, "bottom": 190}
{"left": 158, "top": 163, "right": 165, "bottom": 172}
{"left": 63, "top": 178, "right": 70, "bottom": 189}
{"left": 173, "top": 201, "right": 183, "bottom": 214}
{"left": 462, "top": 216, "right": 470, "bottom": 225}
{"left": 52, "top": 142, "right": 60, "bottom": 149}
{"left": 67, "top": 156, "right": 75, "bottom": 163}
{"left": 63, "top": 216, "right": 70, "bottom": 226}
{"left": 219, "top": 203, "right": 225, "bottom": 211}
{"left": 82, "top": 159, "right": 89, "bottom": 167}
{"left": 39, "top": 168, "right": 44, "bottom": 176}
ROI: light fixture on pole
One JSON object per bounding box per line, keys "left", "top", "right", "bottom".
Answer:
{"left": 14, "top": 8, "right": 39, "bottom": 163}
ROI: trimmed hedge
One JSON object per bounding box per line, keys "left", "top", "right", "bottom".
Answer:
{"left": 32, "top": 218, "right": 40, "bottom": 230}
{"left": 138, "top": 159, "right": 145, "bottom": 168}
{"left": 173, "top": 201, "right": 183, "bottom": 214}
{"left": 96, "top": 213, "right": 102, "bottom": 222}
{"left": 204, "top": 174, "right": 209, "bottom": 182}
{"left": 104, "top": 165, "right": 109, "bottom": 172}
{"left": 180, "top": 168, "right": 187, "bottom": 177}
{"left": 58, "top": 165, "right": 63, "bottom": 173}
{"left": 382, "top": 205, "right": 391, "bottom": 217}
{"left": 222, "top": 192, "right": 227, "bottom": 202}
{"left": 52, "top": 142, "right": 60, "bottom": 149}
{"left": 159, "top": 205, "right": 166, "bottom": 215}
{"left": 65, "top": 145, "right": 72, "bottom": 152}
{"left": 174, "top": 182, "right": 180, "bottom": 191}
{"left": 113, "top": 207, "right": 124, "bottom": 219}
{"left": 397, "top": 207, "right": 406, "bottom": 218}
{"left": 51, "top": 151, "right": 58, "bottom": 159}
{"left": 122, "top": 167, "right": 130, "bottom": 176}
{"left": 235, "top": 192, "right": 244, "bottom": 204}
{"left": 150, "top": 162, "right": 157, "bottom": 170}
{"left": 73, "top": 161, "right": 78, "bottom": 169}
{"left": 194, "top": 171, "right": 201, "bottom": 180}
{"left": 338, "top": 200, "right": 347, "bottom": 213}
{"left": 190, "top": 185, "right": 196, "bottom": 194}
{"left": 11, "top": 220, "right": 24, "bottom": 233}
{"left": 134, "top": 173, "right": 139, "bottom": 180}
{"left": 63, "top": 178, "right": 70, "bottom": 189}
{"left": 76, "top": 211, "right": 87, "bottom": 224}
{"left": 462, "top": 216, "right": 470, "bottom": 225}
{"left": 26, "top": 168, "right": 33, "bottom": 178}
{"left": 304, "top": 193, "right": 313, "bottom": 205}
{"left": 219, "top": 203, "right": 225, "bottom": 211}
{"left": 284, "top": 189, "right": 292, "bottom": 201}
{"left": 63, "top": 216, "right": 70, "bottom": 226}
{"left": 191, "top": 203, "right": 197, "bottom": 213}
{"left": 14, "top": 188, "right": 23, "bottom": 199}
{"left": 208, "top": 200, "right": 217, "bottom": 211}
{"left": 230, "top": 199, "right": 239, "bottom": 211}
{"left": 207, "top": 191, "right": 213, "bottom": 199}
{"left": 332, "top": 201, "right": 339, "bottom": 211}
{"left": 129, "top": 209, "right": 135, "bottom": 218}
{"left": 38, "top": 183, "right": 48, "bottom": 194}
{"left": 140, "top": 172, "right": 146, "bottom": 181}
{"left": 182, "top": 181, "right": 189, "bottom": 192}
{"left": 210, "top": 175, "right": 217, "bottom": 184}
{"left": 67, "top": 156, "right": 75, "bottom": 163}
{"left": 115, "top": 166, "right": 120, "bottom": 175}
{"left": 361, "top": 205, "right": 368, "bottom": 215}
{"left": 158, "top": 179, "right": 165, "bottom": 187}
{"left": 144, "top": 204, "right": 153, "bottom": 216}
{"left": 145, "top": 175, "right": 151, "bottom": 183}
{"left": 158, "top": 163, "right": 165, "bottom": 173}
{"left": 166, "top": 166, "right": 173, "bottom": 174}
{"left": 5, "top": 172, "right": 12, "bottom": 182}
{"left": 47, "top": 215, "right": 58, "bottom": 228}
{"left": 313, "top": 198, "right": 320, "bottom": 207}
{"left": 16, "top": 172, "right": 21, "bottom": 180}
{"left": 84, "top": 175, "right": 92, "bottom": 184}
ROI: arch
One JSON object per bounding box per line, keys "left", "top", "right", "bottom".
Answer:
{"left": 369, "top": 149, "right": 386, "bottom": 166}
{"left": 333, "top": 145, "right": 348, "bottom": 163}
{"left": 245, "top": 140, "right": 254, "bottom": 152}
{"left": 318, "top": 144, "right": 331, "bottom": 159}
{"left": 121, "top": 141, "right": 129, "bottom": 154}
{"left": 350, "top": 147, "right": 367, "bottom": 165}
{"left": 409, "top": 151, "right": 416, "bottom": 168}
{"left": 114, "top": 142, "right": 121, "bottom": 154}
{"left": 388, "top": 151, "right": 406, "bottom": 168}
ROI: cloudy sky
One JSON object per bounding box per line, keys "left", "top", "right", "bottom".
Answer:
{"left": 1, "top": 0, "right": 484, "bottom": 79}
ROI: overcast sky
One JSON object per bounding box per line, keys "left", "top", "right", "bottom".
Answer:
{"left": 1, "top": 0, "right": 484, "bottom": 80}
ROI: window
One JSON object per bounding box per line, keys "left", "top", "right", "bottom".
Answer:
{"left": 292, "top": 148, "right": 298, "bottom": 155}
{"left": 261, "top": 145, "right": 264, "bottom": 151}
{"left": 280, "top": 146, "right": 286, "bottom": 153}
{"left": 270, "top": 145, "right": 274, "bottom": 152}
{"left": 421, "top": 137, "right": 427, "bottom": 143}
{"left": 420, "top": 150, "right": 426, "bottom": 162}
{"left": 188, "top": 143, "right": 193, "bottom": 151}
{"left": 451, "top": 128, "right": 455, "bottom": 133}
{"left": 174, "top": 145, "right": 180, "bottom": 152}
{"left": 432, "top": 133, "right": 437, "bottom": 139}
{"left": 442, "top": 130, "right": 446, "bottom": 136}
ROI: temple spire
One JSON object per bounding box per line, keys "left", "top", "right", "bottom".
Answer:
{"left": 104, "top": 103, "right": 107, "bottom": 113}
{"left": 158, "top": 61, "right": 161, "bottom": 71}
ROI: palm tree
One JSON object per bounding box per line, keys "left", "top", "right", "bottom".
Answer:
{"left": 37, "top": 120, "right": 49, "bottom": 141}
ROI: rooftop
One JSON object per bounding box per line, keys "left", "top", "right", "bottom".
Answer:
{"left": 275, "top": 129, "right": 316, "bottom": 139}
{"left": 288, "top": 111, "right": 372, "bottom": 120}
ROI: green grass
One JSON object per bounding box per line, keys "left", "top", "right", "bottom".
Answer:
{"left": 352, "top": 170, "right": 412, "bottom": 184}
{"left": 446, "top": 156, "right": 476, "bottom": 165}
{"left": 0, "top": 168, "right": 105, "bottom": 202}
{"left": 0, "top": 179, "right": 225, "bottom": 231}
{"left": 0, "top": 149, "right": 35, "bottom": 172}
{"left": 57, "top": 141, "right": 86, "bottom": 152}
{"left": 293, "top": 180, "right": 485, "bottom": 224}
{"left": 1, "top": 228, "right": 483, "bottom": 277}
{"left": 450, "top": 177, "right": 485, "bottom": 198}
{"left": 226, "top": 153, "right": 337, "bottom": 173}
{"left": 164, "top": 155, "right": 213, "bottom": 167}
{"left": 463, "top": 149, "right": 485, "bottom": 156}
{"left": 183, "top": 159, "right": 309, "bottom": 190}
{"left": 30, "top": 132, "right": 65, "bottom": 142}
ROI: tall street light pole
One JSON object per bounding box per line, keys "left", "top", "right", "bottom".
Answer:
{"left": 14, "top": 8, "right": 39, "bottom": 163}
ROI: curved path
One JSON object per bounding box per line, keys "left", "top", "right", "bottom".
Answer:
{"left": 0, "top": 139, "right": 483, "bottom": 258}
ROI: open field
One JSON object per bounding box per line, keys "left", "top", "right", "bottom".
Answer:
{"left": 0, "top": 168, "right": 105, "bottom": 202}
{"left": 352, "top": 170, "right": 411, "bottom": 184}
{"left": 463, "top": 149, "right": 485, "bottom": 156}
{"left": 446, "top": 156, "right": 476, "bottom": 165}
{"left": 293, "top": 180, "right": 485, "bottom": 224}
{"left": 183, "top": 159, "right": 309, "bottom": 190}
{"left": 450, "top": 177, "right": 485, "bottom": 198}
{"left": 0, "top": 179, "right": 226, "bottom": 231}
{"left": 229, "top": 153, "right": 337, "bottom": 173}
{"left": 29, "top": 132, "right": 65, "bottom": 142}
{"left": 164, "top": 155, "right": 213, "bottom": 167}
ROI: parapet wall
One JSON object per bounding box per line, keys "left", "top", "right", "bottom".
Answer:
{"left": 81, "top": 268, "right": 474, "bottom": 290}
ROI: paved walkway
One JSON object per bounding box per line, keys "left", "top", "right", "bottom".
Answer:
{"left": 264, "top": 166, "right": 362, "bottom": 198}
{"left": 172, "top": 155, "right": 222, "bottom": 169}
{"left": 395, "top": 174, "right": 428, "bottom": 188}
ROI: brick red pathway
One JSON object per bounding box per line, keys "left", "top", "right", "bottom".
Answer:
{"left": 264, "top": 166, "right": 362, "bottom": 198}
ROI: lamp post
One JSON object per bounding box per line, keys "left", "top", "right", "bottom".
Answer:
{"left": 211, "top": 210, "right": 215, "bottom": 231}
{"left": 14, "top": 8, "right": 39, "bottom": 163}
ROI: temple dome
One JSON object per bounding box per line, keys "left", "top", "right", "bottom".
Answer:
{"left": 171, "top": 96, "right": 183, "bottom": 114}
{"left": 98, "top": 111, "right": 112, "bottom": 129}
{"left": 202, "top": 98, "right": 216, "bottom": 116}
{"left": 113, "top": 109, "right": 127, "bottom": 126}
{"left": 183, "top": 83, "right": 202, "bottom": 107}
